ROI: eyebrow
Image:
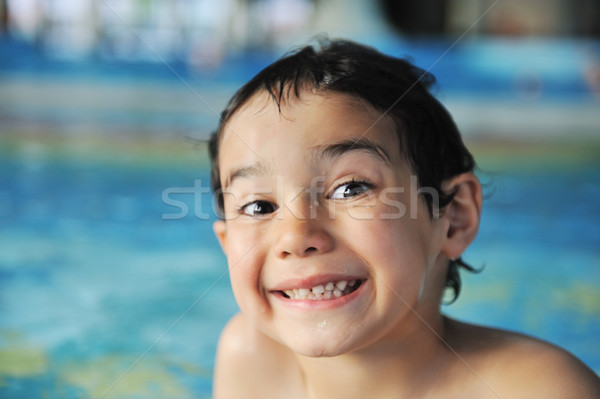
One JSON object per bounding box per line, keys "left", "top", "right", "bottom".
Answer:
{"left": 223, "top": 137, "right": 393, "bottom": 190}
{"left": 223, "top": 162, "right": 271, "bottom": 190}
{"left": 310, "top": 137, "right": 393, "bottom": 164}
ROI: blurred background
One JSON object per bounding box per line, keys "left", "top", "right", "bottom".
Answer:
{"left": 0, "top": 0, "right": 599, "bottom": 398}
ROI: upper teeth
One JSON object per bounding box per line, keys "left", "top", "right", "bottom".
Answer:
{"left": 283, "top": 280, "right": 357, "bottom": 300}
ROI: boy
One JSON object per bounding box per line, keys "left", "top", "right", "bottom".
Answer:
{"left": 208, "top": 39, "right": 599, "bottom": 398}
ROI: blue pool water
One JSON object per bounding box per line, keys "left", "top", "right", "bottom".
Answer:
{"left": 0, "top": 139, "right": 598, "bottom": 398}
{"left": 1, "top": 33, "right": 599, "bottom": 398}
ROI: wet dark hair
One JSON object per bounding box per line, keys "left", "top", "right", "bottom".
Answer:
{"left": 209, "top": 39, "right": 477, "bottom": 303}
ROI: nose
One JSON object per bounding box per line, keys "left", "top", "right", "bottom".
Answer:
{"left": 273, "top": 211, "right": 334, "bottom": 259}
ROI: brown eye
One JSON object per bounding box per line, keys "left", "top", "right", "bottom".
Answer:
{"left": 330, "top": 180, "right": 373, "bottom": 199}
{"left": 240, "top": 200, "right": 278, "bottom": 216}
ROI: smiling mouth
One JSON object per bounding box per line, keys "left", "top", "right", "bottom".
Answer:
{"left": 279, "top": 279, "right": 364, "bottom": 301}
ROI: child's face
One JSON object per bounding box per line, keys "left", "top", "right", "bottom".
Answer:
{"left": 213, "top": 91, "right": 451, "bottom": 357}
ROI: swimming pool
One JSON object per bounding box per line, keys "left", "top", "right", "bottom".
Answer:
{"left": 0, "top": 136, "right": 598, "bottom": 398}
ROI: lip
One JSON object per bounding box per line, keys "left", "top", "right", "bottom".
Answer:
{"left": 269, "top": 277, "right": 369, "bottom": 311}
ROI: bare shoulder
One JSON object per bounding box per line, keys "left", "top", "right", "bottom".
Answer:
{"left": 445, "top": 318, "right": 600, "bottom": 398}
{"left": 213, "top": 313, "right": 300, "bottom": 399}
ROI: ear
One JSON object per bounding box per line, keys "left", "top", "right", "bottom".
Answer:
{"left": 441, "top": 173, "right": 482, "bottom": 260}
{"left": 213, "top": 220, "right": 228, "bottom": 255}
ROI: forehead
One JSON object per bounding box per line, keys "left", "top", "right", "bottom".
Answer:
{"left": 224, "top": 89, "right": 397, "bottom": 142}
{"left": 219, "top": 90, "right": 401, "bottom": 171}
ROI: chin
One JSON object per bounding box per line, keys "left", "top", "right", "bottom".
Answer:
{"left": 294, "top": 343, "right": 349, "bottom": 358}
{"left": 281, "top": 329, "right": 359, "bottom": 358}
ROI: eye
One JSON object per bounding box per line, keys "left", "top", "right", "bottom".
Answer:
{"left": 240, "top": 200, "right": 278, "bottom": 216}
{"left": 329, "top": 180, "right": 374, "bottom": 200}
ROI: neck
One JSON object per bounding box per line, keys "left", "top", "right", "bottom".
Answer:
{"left": 294, "top": 314, "right": 451, "bottom": 399}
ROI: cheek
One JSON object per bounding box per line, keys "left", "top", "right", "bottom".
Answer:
{"left": 227, "top": 256, "right": 268, "bottom": 320}
{"left": 360, "top": 217, "right": 414, "bottom": 254}
{"left": 353, "top": 218, "right": 429, "bottom": 285}
{"left": 225, "top": 233, "right": 260, "bottom": 289}
{"left": 225, "top": 223, "right": 265, "bottom": 265}
{"left": 224, "top": 226, "right": 271, "bottom": 310}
